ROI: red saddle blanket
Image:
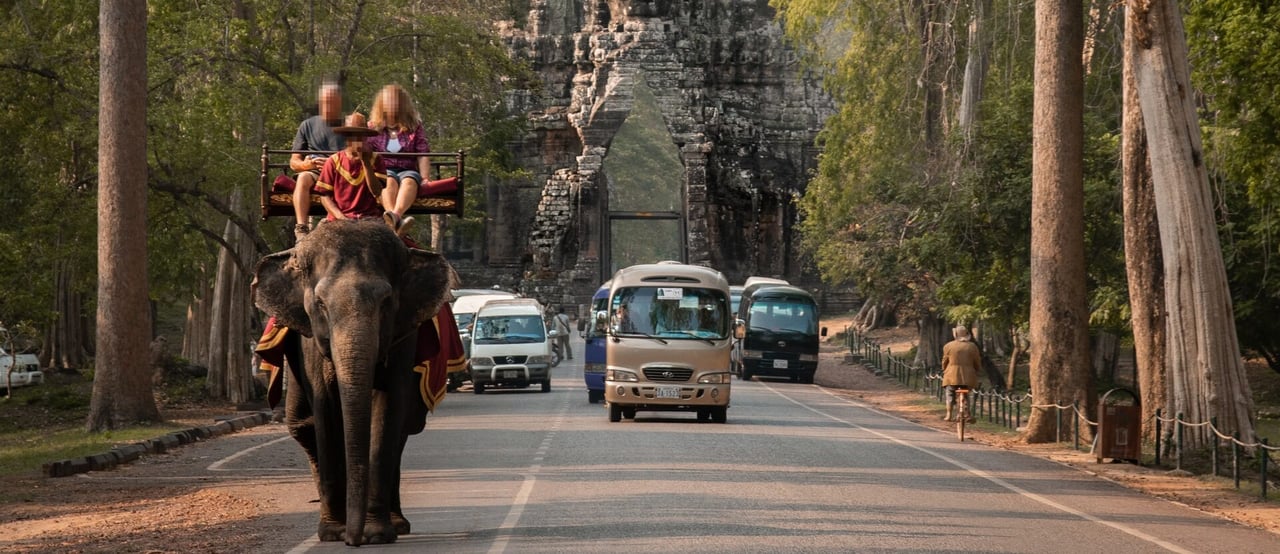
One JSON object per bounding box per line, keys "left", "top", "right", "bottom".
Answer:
{"left": 256, "top": 302, "right": 465, "bottom": 414}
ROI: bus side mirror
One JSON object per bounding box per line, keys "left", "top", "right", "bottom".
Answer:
{"left": 733, "top": 320, "right": 745, "bottom": 340}
{"left": 821, "top": 327, "right": 828, "bottom": 337}
{"left": 594, "top": 310, "right": 609, "bottom": 334}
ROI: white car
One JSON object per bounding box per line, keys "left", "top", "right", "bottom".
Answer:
{"left": 468, "top": 298, "right": 558, "bottom": 393}
{"left": 1, "top": 345, "right": 43, "bottom": 391}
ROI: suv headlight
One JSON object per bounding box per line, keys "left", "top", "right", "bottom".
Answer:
{"left": 606, "top": 369, "right": 639, "bottom": 382}
{"left": 697, "top": 372, "right": 731, "bottom": 384}
{"left": 799, "top": 353, "right": 818, "bottom": 362}
{"left": 527, "top": 355, "right": 550, "bottom": 364}
{"left": 743, "top": 349, "right": 763, "bottom": 359}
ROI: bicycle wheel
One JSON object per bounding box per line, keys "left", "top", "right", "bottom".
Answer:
{"left": 956, "top": 392, "right": 967, "bottom": 442}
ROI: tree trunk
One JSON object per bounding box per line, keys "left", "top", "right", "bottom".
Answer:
{"left": 227, "top": 197, "right": 255, "bottom": 404}
{"left": 957, "top": 0, "right": 991, "bottom": 148}
{"left": 206, "top": 192, "right": 252, "bottom": 400}
{"left": 430, "top": 214, "right": 447, "bottom": 252}
{"left": 88, "top": 0, "right": 159, "bottom": 431}
{"left": 42, "top": 258, "right": 89, "bottom": 371}
{"left": 1091, "top": 331, "right": 1119, "bottom": 381}
{"left": 1025, "top": 0, "right": 1093, "bottom": 443}
{"left": 182, "top": 278, "right": 212, "bottom": 367}
{"left": 1128, "top": 0, "right": 1256, "bottom": 446}
{"left": 1122, "top": 5, "right": 1167, "bottom": 443}
{"left": 1006, "top": 328, "right": 1025, "bottom": 390}
{"left": 914, "top": 313, "right": 949, "bottom": 369}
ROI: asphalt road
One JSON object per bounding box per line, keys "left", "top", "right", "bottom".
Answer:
{"left": 182, "top": 336, "right": 1278, "bottom": 553}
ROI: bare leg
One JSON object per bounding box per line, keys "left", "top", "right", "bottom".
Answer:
{"left": 392, "top": 177, "right": 419, "bottom": 216}
{"left": 380, "top": 177, "right": 399, "bottom": 213}
{"left": 294, "top": 172, "right": 318, "bottom": 228}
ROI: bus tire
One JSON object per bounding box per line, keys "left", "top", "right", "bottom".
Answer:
{"left": 608, "top": 403, "right": 622, "bottom": 422}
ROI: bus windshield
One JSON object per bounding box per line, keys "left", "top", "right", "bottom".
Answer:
{"left": 473, "top": 315, "right": 546, "bottom": 344}
{"left": 611, "top": 286, "right": 729, "bottom": 339}
{"left": 748, "top": 299, "right": 818, "bottom": 334}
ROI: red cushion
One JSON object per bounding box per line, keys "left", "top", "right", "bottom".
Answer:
{"left": 272, "top": 174, "right": 296, "bottom": 193}
{"left": 420, "top": 177, "right": 458, "bottom": 197}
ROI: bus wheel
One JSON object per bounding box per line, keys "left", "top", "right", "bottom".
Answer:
{"left": 711, "top": 408, "right": 727, "bottom": 423}
{"left": 608, "top": 403, "right": 622, "bottom": 422}
{"left": 588, "top": 390, "right": 603, "bottom": 404}
{"left": 740, "top": 369, "right": 753, "bottom": 381}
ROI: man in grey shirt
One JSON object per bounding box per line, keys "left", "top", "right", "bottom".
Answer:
{"left": 289, "top": 82, "right": 346, "bottom": 238}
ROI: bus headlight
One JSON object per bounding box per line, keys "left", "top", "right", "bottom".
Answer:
{"left": 697, "top": 372, "right": 731, "bottom": 384}
{"left": 606, "top": 369, "right": 639, "bottom": 382}
{"left": 743, "top": 350, "right": 763, "bottom": 359}
{"left": 799, "top": 353, "right": 818, "bottom": 362}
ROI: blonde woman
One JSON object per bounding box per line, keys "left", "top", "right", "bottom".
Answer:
{"left": 366, "top": 84, "right": 430, "bottom": 235}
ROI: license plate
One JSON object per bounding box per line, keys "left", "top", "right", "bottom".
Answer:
{"left": 655, "top": 386, "right": 681, "bottom": 399}
{"left": 503, "top": 370, "right": 519, "bottom": 379}
{"left": 773, "top": 359, "right": 788, "bottom": 369}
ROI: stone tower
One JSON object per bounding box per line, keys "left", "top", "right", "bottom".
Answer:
{"left": 481, "top": 0, "right": 834, "bottom": 311}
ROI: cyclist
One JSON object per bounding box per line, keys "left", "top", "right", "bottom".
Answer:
{"left": 941, "top": 325, "right": 981, "bottom": 422}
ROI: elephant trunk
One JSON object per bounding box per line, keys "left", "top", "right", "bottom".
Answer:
{"left": 334, "top": 332, "right": 378, "bottom": 546}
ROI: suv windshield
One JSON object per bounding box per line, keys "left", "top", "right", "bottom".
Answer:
{"left": 611, "top": 286, "right": 729, "bottom": 339}
{"left": 749, "top": 298, "right": 818, "bottom": 334}
{"left": 473, "top": 315, "right": 546, "bottom": 344}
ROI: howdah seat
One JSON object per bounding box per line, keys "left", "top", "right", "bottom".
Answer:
{"left": 258, "top": 144, "right": 465, "bottom": 220}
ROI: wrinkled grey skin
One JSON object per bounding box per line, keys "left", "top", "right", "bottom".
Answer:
{"left": 253, "top": 221, "right": 452, "bottom": 546}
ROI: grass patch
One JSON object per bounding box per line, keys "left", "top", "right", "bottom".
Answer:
{"left": 0, "top": 370, "right": 231, "bottom": 477}
{"left": 0, "top": 422, "right": 187, "bottom": 476}
{"left": 1256, "top": 417, "right": 1280, "bottom": 444}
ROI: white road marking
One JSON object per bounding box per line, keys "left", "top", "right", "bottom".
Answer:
{"left": 761, "top": 381, "right": 1194, "bottom": 554}
{"left": 207, "top": 434, "right": 295, "bottom": 471}
{"left": 488, "top": 399, "right": 568, "bottom": 554}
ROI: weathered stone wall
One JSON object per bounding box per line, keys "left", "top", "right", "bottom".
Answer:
{"left": 484, "top": 0, "right": 835, "bottom": 313}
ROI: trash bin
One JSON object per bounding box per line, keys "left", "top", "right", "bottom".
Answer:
{"left": 1097, "top": 388, "right": 1141, "bottom": 463}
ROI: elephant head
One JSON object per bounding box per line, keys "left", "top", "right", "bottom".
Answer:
{"left": 252, "top": 220, "right": 453, "bottom": 544}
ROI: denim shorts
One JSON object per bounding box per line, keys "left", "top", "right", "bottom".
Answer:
{"left": 387, "top": 169, "right": 422, "bottom": 185}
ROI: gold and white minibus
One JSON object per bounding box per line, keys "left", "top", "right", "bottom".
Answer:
{"left": 603, "top": 262, "right": 733, "bottom": 423}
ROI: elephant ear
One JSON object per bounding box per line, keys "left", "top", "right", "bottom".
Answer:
{"left": 396, "top": 249, "right": 456, "bottom": 338}
{"left": 252, "top": 249, "right": 313, "bottom": 337}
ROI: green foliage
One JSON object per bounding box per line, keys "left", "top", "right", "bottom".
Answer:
{"left": 0, "top": 1, "right": 531, "bottom": 330}
{"left": 777, "top": 0, "right": 1127, "bottom": 335}
{"left": 1188, "top": 2, "right": 1280, "bottom": 370}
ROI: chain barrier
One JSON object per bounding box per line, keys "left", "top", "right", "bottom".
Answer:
{"left": 843, "top": 327, "right": 1276, "bottom": 500}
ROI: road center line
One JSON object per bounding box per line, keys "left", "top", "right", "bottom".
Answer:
{"left": 761, "top": 382, "right": 1193, "bottom": 554}
{"left": 487, "top": 398, "right": 569, "bottom": 554}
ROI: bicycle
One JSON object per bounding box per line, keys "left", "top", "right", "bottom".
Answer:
{"left": 954, "top": 385, "right": 972, "bottom": 442}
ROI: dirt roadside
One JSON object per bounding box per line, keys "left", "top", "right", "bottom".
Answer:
{"left": 813, "top": 323, "right": 1280, "bottom": 537}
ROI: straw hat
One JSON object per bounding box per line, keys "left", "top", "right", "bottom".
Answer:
{"left": 332, "top": 112, "right": 377, "bottom": 138}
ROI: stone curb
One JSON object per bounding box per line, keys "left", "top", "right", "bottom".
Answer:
{"left": 42, "top": 410, "right": 274, "bottom": 478}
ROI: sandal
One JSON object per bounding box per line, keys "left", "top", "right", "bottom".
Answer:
{"left": 383, "top": 211, "right": 401, "bottom": 231}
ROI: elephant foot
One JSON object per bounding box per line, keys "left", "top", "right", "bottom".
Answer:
{"left": 316, "top": 519, "right": 345, "bottom": 542}
{"left": 363, "top": 517, "right": 399, "bottom": 545}
{"left": 392, "top": 511, "right": 412, "bottom": 535}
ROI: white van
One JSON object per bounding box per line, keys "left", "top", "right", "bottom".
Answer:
{"left": 469, "top": 298, "right": 558, "bottom": 393}
{"left": 452, "top": 293, "right": 518, "bottom": 351}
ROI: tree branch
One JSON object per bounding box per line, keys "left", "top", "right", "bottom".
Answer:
{"left": 149, "top": 177, "right": 272, "bottom": 256}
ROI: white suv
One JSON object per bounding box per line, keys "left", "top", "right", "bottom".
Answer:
{"left": 468, "top": 299, "right": 558, "bottom": 393}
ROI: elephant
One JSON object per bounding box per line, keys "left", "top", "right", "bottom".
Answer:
{"left": 252, "top": 220, "right": 454, "bottom": 546}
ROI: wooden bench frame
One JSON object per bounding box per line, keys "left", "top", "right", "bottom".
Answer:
{"left": 258, "top": 144, "right": 466, "bottom": 220}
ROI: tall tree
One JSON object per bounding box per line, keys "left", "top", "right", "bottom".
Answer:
{"left": 1122, "top": 5, "right": 1167, "bottom": 443}
{"left": 1025, "top": 0, "right": 1092, "bottom": 442}
{"left": 88, "top": 0, "right": 159, "bottom": 430}
{"left": 1127, "top": 0, "right": 1255, "bottom": 446}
